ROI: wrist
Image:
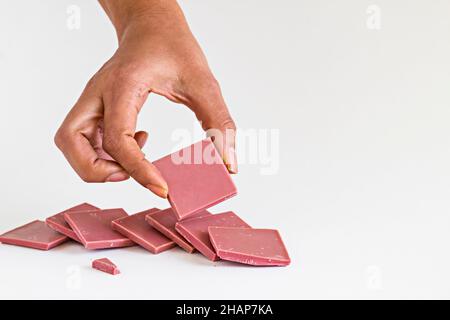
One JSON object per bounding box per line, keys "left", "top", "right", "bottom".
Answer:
{"left": 99, "top": 0, "right": 182, "bottom": 42}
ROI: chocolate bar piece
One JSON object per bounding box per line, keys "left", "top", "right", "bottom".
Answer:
{"left": 146, "top": 208, "right": 210, "bottom": 253}
{"left": 112, "top": 208, "right": 175, "bottom": 254}
{"left": 154, "top": 138, "right": 237, "bottom": 220}
{"left": 0, "top": 220, "right": 68, "bottom": 250}
{"left": 64, "top": 209, "right": 135, "bottom": 250}
{"left": 46, "top": 203, "right": 100, "bottom": 242}
{"left": 208, "top": 227, "right": 291, "bottom": 266}
{"left": 175, "top": 211, "right": 250, "bottom": 261}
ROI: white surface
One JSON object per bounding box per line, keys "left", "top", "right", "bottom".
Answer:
{"left": 1, "top": 0, "right": 450, "bottom": 299}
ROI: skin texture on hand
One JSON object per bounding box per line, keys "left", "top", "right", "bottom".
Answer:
{"left": 55, "top": 0, "right": 237, "bottom": 198}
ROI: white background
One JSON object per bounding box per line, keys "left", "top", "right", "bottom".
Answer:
{"left": 1, "top": 0, "right": 450, "bottom": 299}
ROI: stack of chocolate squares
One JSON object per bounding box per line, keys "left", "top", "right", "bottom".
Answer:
{"left": 0, "top": 138, "right": 290, "bottom": 274}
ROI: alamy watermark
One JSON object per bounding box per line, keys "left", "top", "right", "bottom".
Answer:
{"left": 65, "top": 265, "right": 82, "bottom": 291}
{"left": 66, "top": 5, "right": 81, "bottom": 30}
{"left": 365, "top": 265, "right": 382, "bottom": 290}
{"left": 366, "top": 5, "right": 381, "bottom": 30}
{"left": 170, "top": 124, "right": 280, "bottom": 175}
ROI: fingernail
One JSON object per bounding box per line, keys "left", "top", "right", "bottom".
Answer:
{"left": 224, "top": 148, "right": 238, "bottom": 174}
{"left": 106, "top": 171, "right": 130, "bottom": 182}
{"left": 226, "top": 162, "right": 238, "bottom": 174}
{"left": 146, "top": 184, "right": 169, "bottom": 199}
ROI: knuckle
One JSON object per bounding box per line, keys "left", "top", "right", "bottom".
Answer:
{"left": 211, "top": 110, "right": 236, "bottom": 132}
{"left": 54, "top": 127, "right": 69, "bottom": 149}
{"left": 200, "top": 74, "right": 221, "bottom": 95}
{"left": 84, "top": 76, "right": 98, "bottom": 92}
{"left": 221, "top": 117, "right": 236, "bottom": 131}
{"left": 79, "top": 173, "right": 93, "bottom": 183}
{"left": 78, "top": 162, "right": 104, "bottom": 183}
{"left": 208, "top": 76, "right": 221, "bottom": 90}
{"left": 106, "top": 69, "right": 149, "bottom": 101}
{"left": 79, "top": 170, "right": 97, "bottom": 183}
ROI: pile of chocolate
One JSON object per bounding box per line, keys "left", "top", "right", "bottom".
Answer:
{"left": 0, "top": 139, "right": 290, "bottom": 275}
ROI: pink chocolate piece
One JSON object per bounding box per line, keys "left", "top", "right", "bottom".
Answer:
{"left": 208, "top": 227, "right": 291, "bottom": 266}
{"left": 0, "top": 220, "right": 68, "bottom": 250}
{"left": 175, "top": 212, "right": 250, "bottom": 261}
{"left": 154, "top": 138, "right": 237, "bottom": 221}
{"left": 92, "top": 258, "right": 120, "bottom": 275}
{"left": 111, "top": 208, "right": 176, "bottom": 254}
{"left": 46, "top": 203, "right": 100, "bottom": 242}
{"left": 146, "top": 208, "right": 211, "bottom": 253}
{"left": 64, "top": 209, "right": 135, "bottom": 250}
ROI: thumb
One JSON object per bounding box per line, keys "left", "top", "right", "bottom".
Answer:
{"left": 103, "top": 84, "right": 168, "bottom": 198}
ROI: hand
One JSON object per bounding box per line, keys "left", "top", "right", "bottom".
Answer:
{"left": 54, "top": 0, "right": 237, "bottom": 198}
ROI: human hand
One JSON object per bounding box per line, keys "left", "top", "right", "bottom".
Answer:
{"left": 54, "top": 0, "right": 237, "bottom": 198}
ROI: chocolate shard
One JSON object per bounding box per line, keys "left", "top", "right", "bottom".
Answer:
{"left": 92, "top": 258, "right": 120, "bottom": 275}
